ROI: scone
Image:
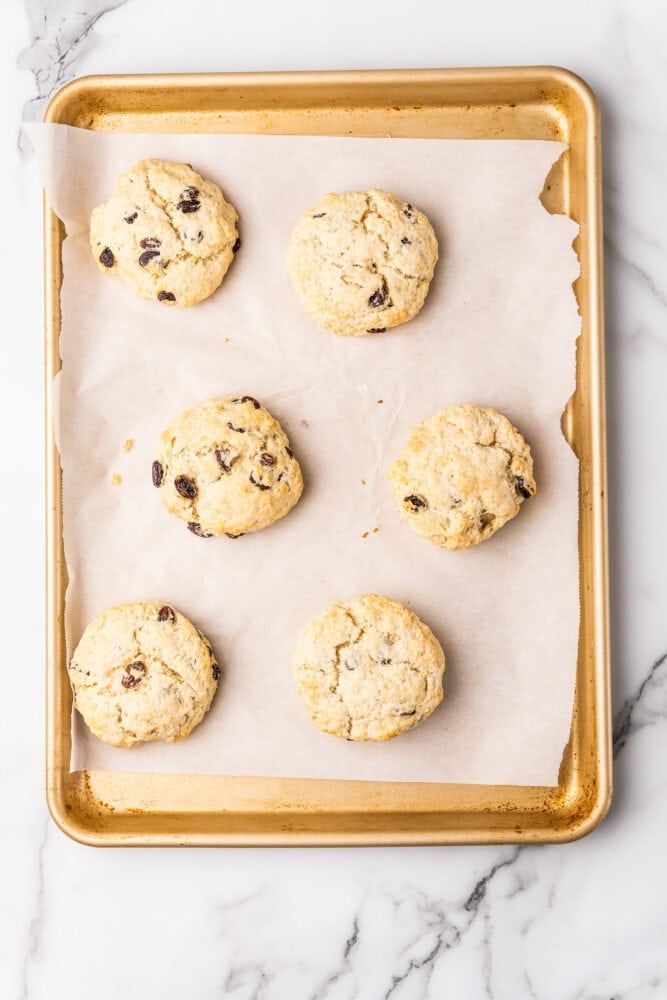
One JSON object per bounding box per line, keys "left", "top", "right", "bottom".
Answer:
{"left": 387, "top": 404, "right": 536, "bottom": 550}
{"left": 90, "top": 159, "right": 239, "bottom": 307}
{"left": 293, "top": 594, "right": 445, "bottom": 741}
{"left": 69, "top": 601, "right": 219, "bottom": 748}
{"left": 153, "top": 396, "right": 303, "bottom": 538}
{"left": 286, "top": 190, "right": 439, "bottom": 336}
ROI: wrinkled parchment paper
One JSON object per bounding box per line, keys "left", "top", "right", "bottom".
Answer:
{"left": 28, "top": 124, "right": 580, "bottom": 785}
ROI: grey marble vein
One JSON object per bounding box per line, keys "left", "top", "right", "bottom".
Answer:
{"left": 19, "top": 0, "right": 130, "bottom": 120}
{"left": 604, "top": 234, "right": 667, "bottom": 312}
{"left": 613, "top": 650, "right": 667, "bottom": 755}
{"left": 18, "top": 819, "right": 49, "bottom": 1000}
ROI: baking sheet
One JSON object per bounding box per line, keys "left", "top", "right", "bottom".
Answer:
{"left": 29, "top": 123, "right": 580, "bottom": 786}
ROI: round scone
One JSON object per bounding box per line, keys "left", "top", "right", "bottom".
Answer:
{"left": 387, "top": 404, "right": 536, "bottom": 550}
{"left": 293, "top": 594, "right": 445, "bottom": 741}
{"left": 286, "top": 190, "right": 439, "bottom": 336}
{"left": 153, "top": 396, "right": 303, "bottom": 538}
{"left": 68, "top": 601, "right": 220, "bottom": 748}
{"left": 90, "top": 159, "right": 239, "bottom": 307}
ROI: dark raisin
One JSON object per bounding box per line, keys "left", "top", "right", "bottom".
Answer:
{"left": 227, "top": 421, "right": 245, "bottom": 433}
{"left": 212, "top": 663, "right": 221, "bottom": 682}
{"left": 152, "top": 461, "right": 164, "bottom": 487}
{"left": 157, "top": 291, "right": 176, "bottom": 302}
{"left": 250, "top": 472, "right": 270, "bottom": 491}
{"left": 405, "top": 494, "right": 427, "bottom": 511}
{"left": 515, "top": 476, "right": 533, "bottom": 499}
{"left": 180, "top": 186, "right": 199, "bottom": 200}
{"left": 312, "top": 212, "right": 326, "bottom": 218}
{"left": 140, "top": 236, "right": 161, "bottom": 250}
{"left": 177, "top": 199, "right": 201, "bottom": 213}
{"left": 381, "top": 658, "right": 392, "bottom": 665}
{"left": 368, "top": 286, "right": 387, "bottom": 308}
{"left": 367, "top": 327, "right": 386, "bottom": 333}
{"left": 232, "top": 236, "right": 241, "bottom": 252}
{"left": 121, "top": 661, "right": 146, "bottom": 689}
{"left": 225, "top": 532, "right": 244, "bottom": 539}
{"left": 124, "top": 212, "right": 138, "bottom": 224}
{"left": 99, "top": 247, "right": 114, "bottom": 268}
{"left": 285, "top": 447, "right": 294, "bottom": 459}
{"left": 175, "top": 475, "right": 197, "bottom": 499}
{"left": 138, "top": 249, "right": 160, "bottom": 267}
{"left": 234, "top": 396, "right": 260, "bottom": 409}
{"left": 404, "top": 204, "right": 414, "bottom": 219}
{"left": 193, "top": 231, "right": 204, "bottom": 243}
{"left": 480, "top": 512, "right": 496, "bottom": 528}
{"left": 398, "top": 708, "right": 417, "bottom": 717}
{"left": 158, "top": 605, "right": 175, "bottom": 622}
{"left": 259, "top": 453, "right": 275, "bottom": 467}
{"left": 215, "top": 449, "right": 232, "bottom": 473}
{"left": 400, "top": 237, "right": 411, "bottom": 245}
{"left": 188, "top": 522, "right": 213, "bottom": 537}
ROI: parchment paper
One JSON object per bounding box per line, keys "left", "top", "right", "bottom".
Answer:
{"left": 28, "top": 124, "right": 581, "bottom": 786}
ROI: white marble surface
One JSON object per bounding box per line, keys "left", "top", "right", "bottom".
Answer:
{"left": 1, "top": 1, "right": 666, "bottom": 997}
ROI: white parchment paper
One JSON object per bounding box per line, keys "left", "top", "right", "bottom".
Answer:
{"left": 28, "top": 124, "right": 581, "bottom": 786}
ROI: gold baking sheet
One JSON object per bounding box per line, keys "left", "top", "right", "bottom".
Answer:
{"left": 44, "top": 68, "right": 610, "bottom": 845}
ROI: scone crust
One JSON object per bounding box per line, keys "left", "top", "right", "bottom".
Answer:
{"left": 69, "top": 601, "right": 219, "bottom": 748}
{"left": 293, "top": 594, "right": 445, "bottom": 741}
{"left": 387, "top": 404, "right": 536, "bottom": 550}
{"left": 90, "top": 158, "right": 239, "bottom": 307}
{"left": 154, "top": 396, "right": 303, "bottom": 537}
{"left": 287, "top": 189, "right": 439, "bottom": 336}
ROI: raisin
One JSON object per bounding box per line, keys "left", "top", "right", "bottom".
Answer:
{"left": 157, "top": 291, "right": 176, "bottom": 302}
{"left": 188, "top": 522, "right": 213, "bottom": 537}
{"left": 99, "top": 247, "right": 114, "bottom": 268}
{"left": 121, "top": 661, "right": 146, "bottom": 689}
{"left": 152, "top": 460, "right": 164, "bottom": 487}
{"left": 480, "top": 512, "right": 496, "bottom": 528}
{"left": 180, "top": 186, "right": 199, "bottom": 200}
{"left": 515, "top": 476, "right": 532, "bottom": 499}
{"left": 212, "top": 663, "right": 221, "bottom": 681}
{"left": 398, "top": 708, "right": 416, "bottom": 717}
{"left": 138, "top": 249, "right": 160, "bottom": 267}
{"left": 234, "top": 396, "right": 260, "bottom": 408}
{"left": 158, "top": 605, "right": 175, "bottom": 622}
{"left": 225, "top": 532, "right": 244, "bottom": 538}
{"left": 381, "top": 658, "right": 392, "bottom": 665}
{"left": 367, "top": 327, "right": 386, "bottom": 333}
{"left": 227, "top": 422, "right": 245, "bottom": 433}
{"left": 250, "top": 472, "right": 270, "bottom": 491}
{"left": 312, "top": 212, "right": 326, "bottom": 218}
{"left": 259, "top": 453, "right": 275, "bottom": 466}
{"left": 140, "top": 236, "right": 161, "bottom": 250}
{"left": 368, "top": 286, "right": 387, "bottom": 308}
{"left": 404, "top": 204, "right": 414, "bottom": 219}
{"left": 405, "top": 494, "right": 427, "bottom": 511}
{"left": 177, "top": 200, "right": 201, "bottom": 213}
{"left": 400, "top": 237, "right": 411, "bottom": 245}
{"left": 175, "top": 475, "right": 197, "bottom": 499}
{"left": 124, "top": 212, "right": 138, "bottom": 224}
{"left": 285, "top": 447, "right": 294, "bottom": 459}
{"left": 232, "top": 236, "right": 241, "bottom": 252}
{"left": 215, "top": 449, "right": 232, "bottom": 473}
{"left": 193, "top": 231, "right": 204, "bottom": 243}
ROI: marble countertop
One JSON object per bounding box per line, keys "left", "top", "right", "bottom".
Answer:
{"left": 2, "top": 1, "right": 666, "bottom": 997}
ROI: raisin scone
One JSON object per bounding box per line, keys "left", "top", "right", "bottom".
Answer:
{"left": 286, "top": 190, "right": 439, "bottom": 336}
{"left": 90, "top": 159, "right": 239, "bottom": 307}
{"left": 387, "top": 404, "right": 536, "bottom": 550}
{"left": 69, "top": 601, "right": 220, "bottom": 748}
{"left": 153, "top": 396, "right": 303, "bottom": 538}
{"left": 293, "top": 594, "right": 445, "bottom": 741}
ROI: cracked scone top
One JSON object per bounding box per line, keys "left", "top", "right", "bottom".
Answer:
{"left": 69, "top": 601, "right": 220, "bottom": 748}
{"left": 153, "top": 396, "right": 303, "bottom": 538}
{"left": 90, "top": 159, "right": 239, "bottom": 307}
{"left": 286, "top": 190, "right": 439, "bottom": 336}
{"left": 387, "top": 404, "right": 537, "bottom": 550}
{"left": 293, "top": 594, "right": 445, "bottom": 741}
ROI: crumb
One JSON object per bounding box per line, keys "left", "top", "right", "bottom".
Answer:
{"left": 377, "top": 399, "right": 383, "bottom": 404}
{"left": 122, "top": 438, "right": 134, "bottom": 453}
{"left": 300, "top": 419, "right": 310, "bottom": 429}
{"left": 225, "top": 337, "right": 231, "bottom": 343}
{"left": 362, "top": 531, "right": 369, "bottom": 538}
{"left": 111, "top": 473, "right": 122, "bottom": 485}
{"left": 361, "top": 479, "right": 366, "bottom": 486}
{"left": 373, "top": 527, "right": 379, "bottom": 533}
